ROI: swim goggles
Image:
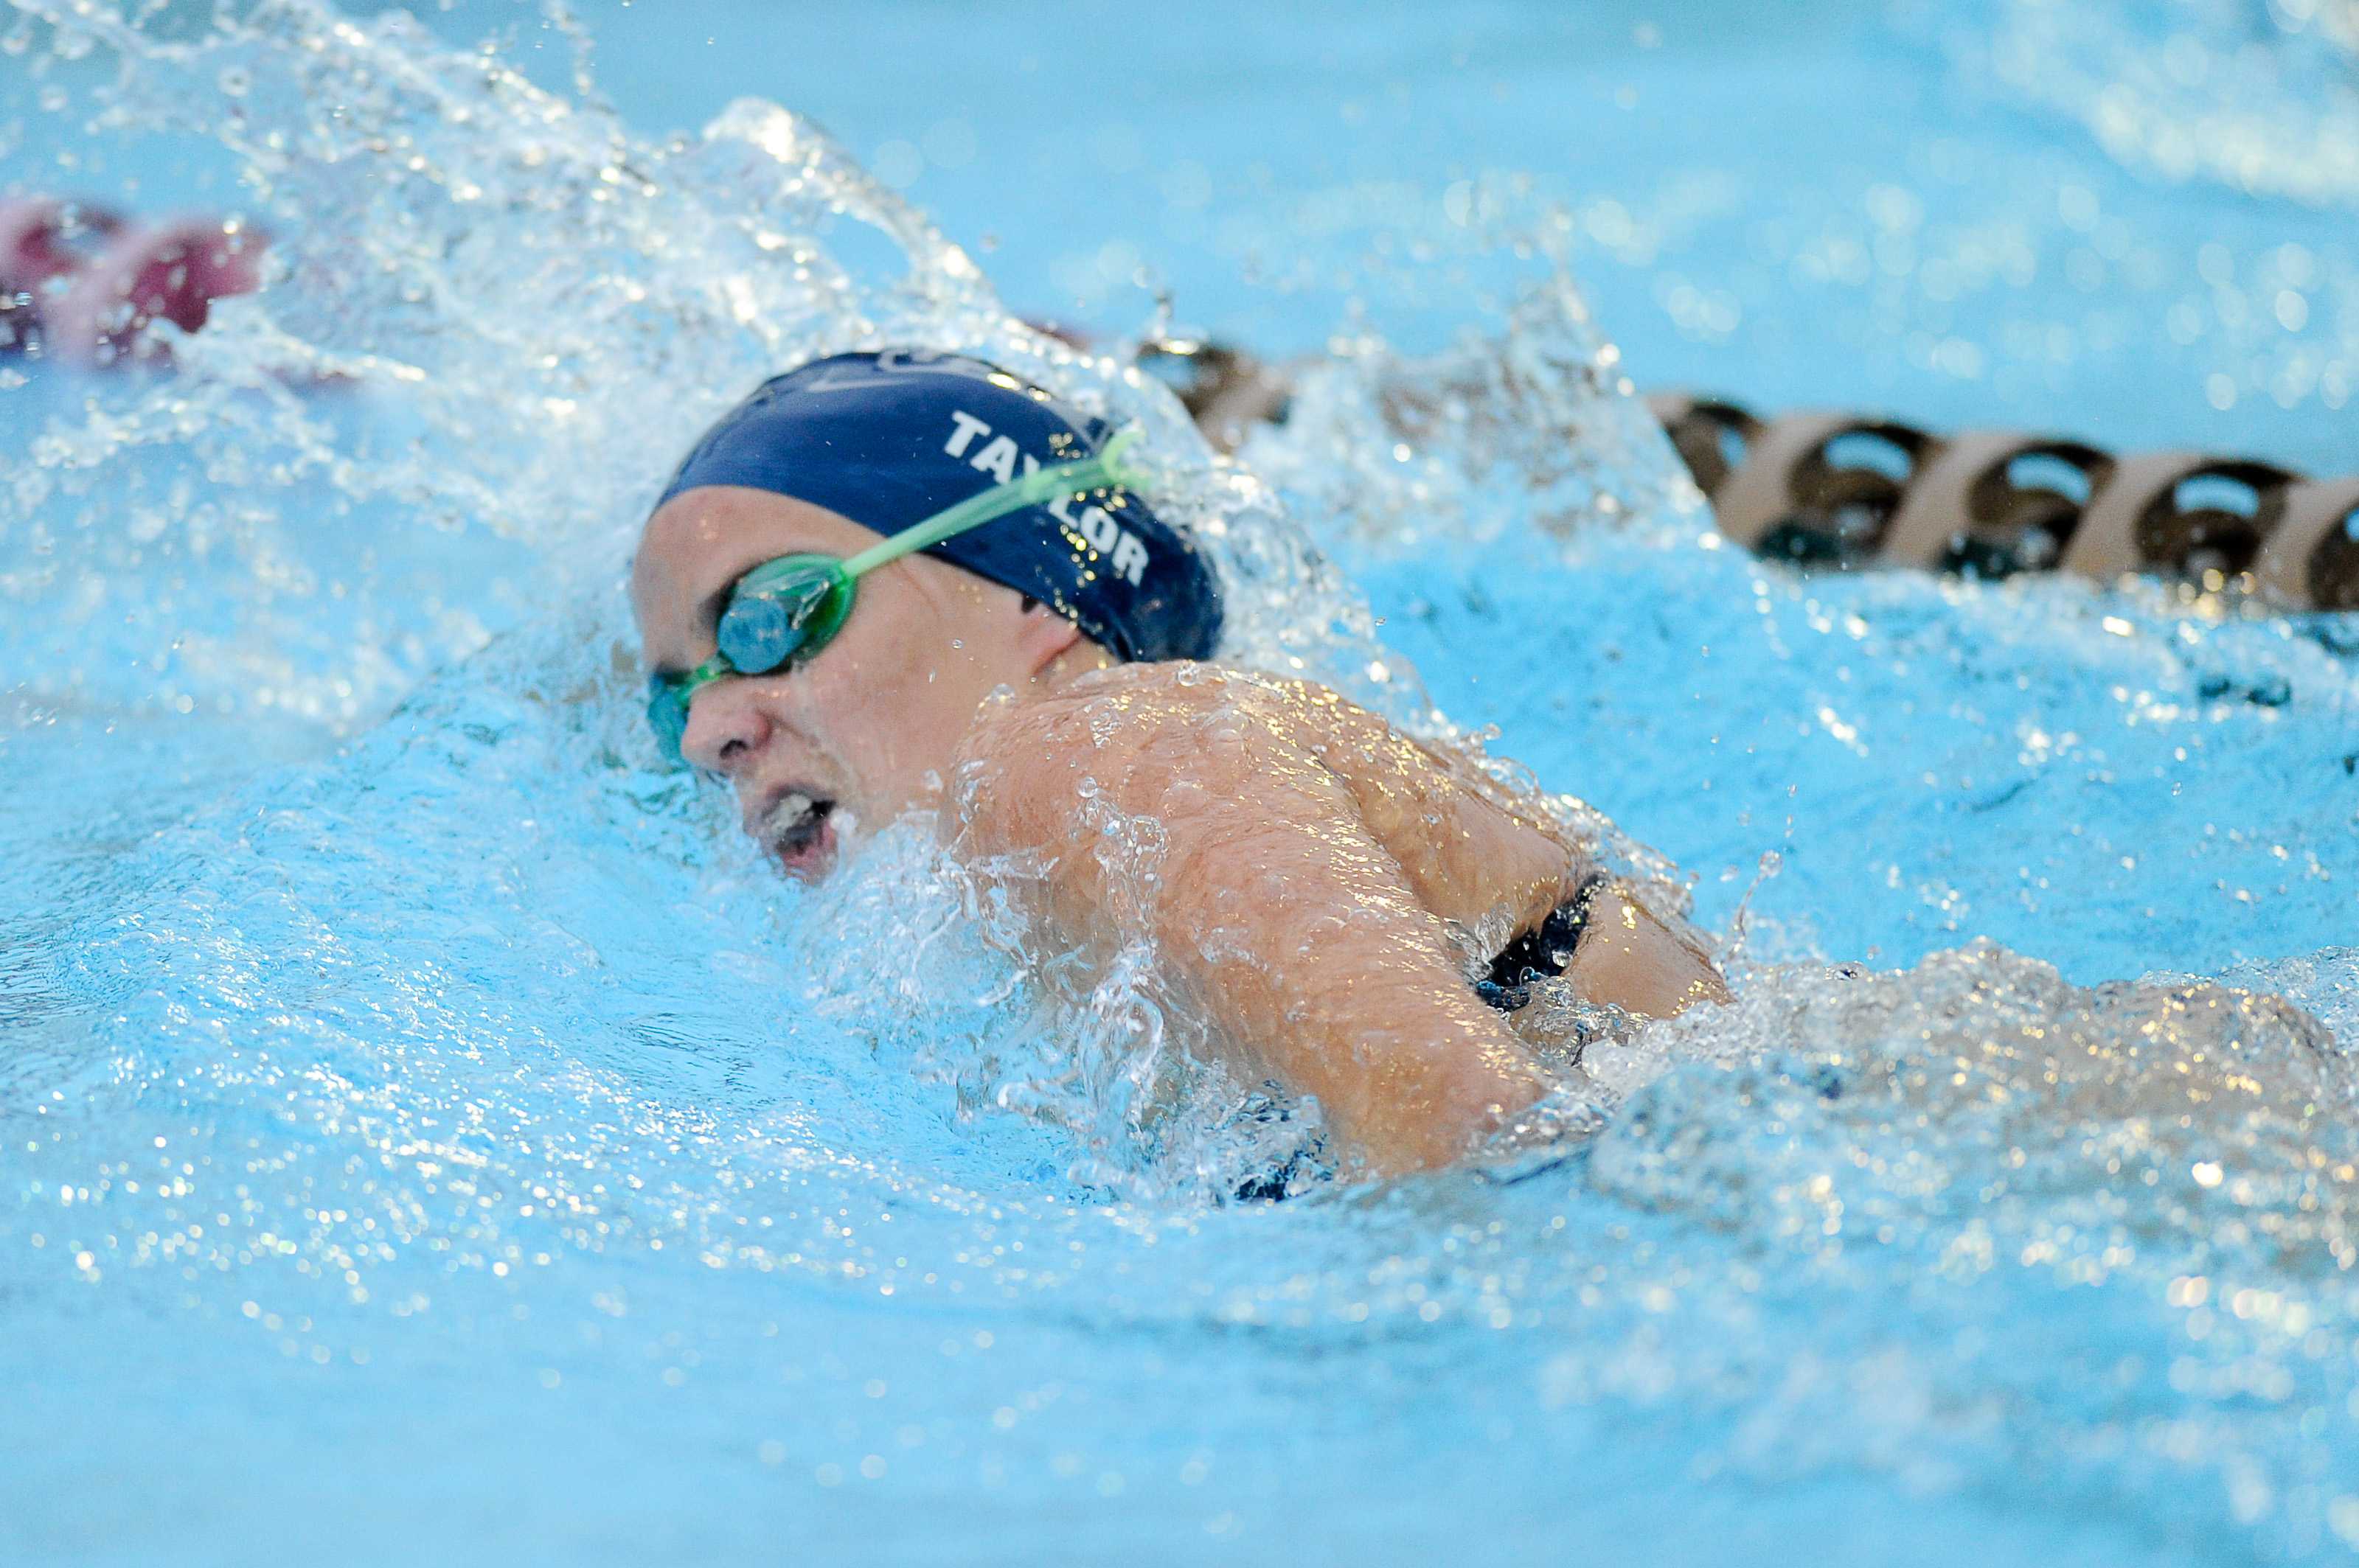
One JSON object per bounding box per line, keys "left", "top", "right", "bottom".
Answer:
{"left": 645, "top": 429, "right": 1144, "bottom": 765}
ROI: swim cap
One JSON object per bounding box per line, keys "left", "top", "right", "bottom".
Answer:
{"left": 656, "top": 349, "right": 1223, "bottom": 663}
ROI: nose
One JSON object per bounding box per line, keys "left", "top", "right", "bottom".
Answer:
{"left": 679, "top": 677, "right": 769, "bottom": 775}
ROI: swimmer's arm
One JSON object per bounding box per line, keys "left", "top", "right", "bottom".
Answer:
{"left": 959, "top": 708, "right": 1550, "bottom": 1177}
{"left": 1302, "top": 697, "right": 1730, "bottom": 1019}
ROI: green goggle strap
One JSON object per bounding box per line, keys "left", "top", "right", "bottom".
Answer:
{"left": 842, "top": 426, "right": 1144, "bottom": 579}
{"left": 663, "top": 653, "right": 734, "bottom": 713}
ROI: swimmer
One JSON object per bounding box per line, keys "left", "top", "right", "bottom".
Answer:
{"left": 0, "top": 196, "right": 265, "bottom": 365}
{"left": 633, "top": 349, "right": 1729, "bottom": 1178}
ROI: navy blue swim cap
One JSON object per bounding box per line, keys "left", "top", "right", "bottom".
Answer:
{"left": 656, "top": 349, "right": 1223, "bottom": 663}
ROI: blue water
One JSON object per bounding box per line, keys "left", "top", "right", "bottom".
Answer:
{"left": 5, "top": 1, "right": 2359, "bottom": 1563}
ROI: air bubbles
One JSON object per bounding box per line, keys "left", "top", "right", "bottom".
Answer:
{"left": 870, "top": 138, "right": 923, "bottom": 190}
{"left": 920, "top": 119, "right": 976, "bottom": 172}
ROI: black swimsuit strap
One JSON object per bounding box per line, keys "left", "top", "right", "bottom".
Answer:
{"left": 1476, "top": 871, "right": 1613, "bottom": 1013}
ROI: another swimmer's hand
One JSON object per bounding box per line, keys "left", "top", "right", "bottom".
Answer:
{"left": 955, "top": 675, "right": 1551, "bottom": 1177}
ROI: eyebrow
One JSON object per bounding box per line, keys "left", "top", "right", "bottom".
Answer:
{"left": 694, "top": 577, "right": 737, "bottom": 641}
{"left": 647, "top": 574, "right": 743, "bottom": 680}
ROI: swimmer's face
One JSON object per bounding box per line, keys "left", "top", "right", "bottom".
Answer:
{"left": 633, "top": 486, "right": 1099, "bottom": 881}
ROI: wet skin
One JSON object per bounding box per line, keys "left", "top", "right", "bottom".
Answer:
{"left": 633, "top": 484, "right": 1728, "bottom": 1176}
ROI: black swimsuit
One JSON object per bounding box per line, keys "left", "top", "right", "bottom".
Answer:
{"left": 1474, "top": 872, "right": 1612, "bottom": 1013}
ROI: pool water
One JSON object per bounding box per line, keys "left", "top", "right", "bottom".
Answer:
{"left": 4, "top": 1, "right": 2358, "bottom": 1563}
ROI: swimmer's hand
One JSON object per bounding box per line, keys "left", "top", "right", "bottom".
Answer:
{"left": 1564, "top": 882, "right": 1732, "bottom": 1019}
{"left": 954, "top": 667, "right": 1560, "bottom": 1177}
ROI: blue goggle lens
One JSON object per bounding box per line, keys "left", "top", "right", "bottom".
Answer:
{"left": 718, "top": 564, "right": 847, "bottom": 674}
{"left": 717, "top": 590, "right": 808, "bottom": 672}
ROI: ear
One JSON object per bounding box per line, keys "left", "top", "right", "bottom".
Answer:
{"left": 1012, "top": 594, "right": 1083, "bottom": 675}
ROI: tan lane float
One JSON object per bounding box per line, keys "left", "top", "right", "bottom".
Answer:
{"left": 1652, "top": 397, "right": 2359, "bottom": 612}
{"left": 1134, "top": 338, "right": 2359, "bottom": 612}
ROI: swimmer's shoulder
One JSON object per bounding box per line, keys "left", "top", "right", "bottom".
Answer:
{"left": 952, "top": 661, "right": 1349, "bottom": 836}
{"left": 965, "top": 660, "right": 1353, "bottom": 759}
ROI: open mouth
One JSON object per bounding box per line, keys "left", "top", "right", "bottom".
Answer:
{"left": 758, "top": 790, "right": 837, "bottom": 879}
